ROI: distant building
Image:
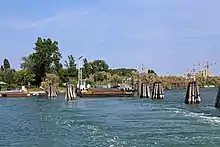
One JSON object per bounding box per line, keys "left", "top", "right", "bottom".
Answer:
{"left": 196, "top": 70, "right": 212, "bottom": 78}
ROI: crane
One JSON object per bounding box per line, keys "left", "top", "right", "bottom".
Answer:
{"left": 185, "top": 63, "right": 201, "bottom": 80}
{"left": 199, "top": 61, "right": 217, "bottom": 79}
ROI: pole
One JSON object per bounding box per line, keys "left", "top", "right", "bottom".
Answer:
{"left": 78, "top": 56, "right": 83, "bottom": 89}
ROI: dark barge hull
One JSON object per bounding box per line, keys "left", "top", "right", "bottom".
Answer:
{"left": 0, "top": 92, "right": 32, "bottom": 98}
{"left": 76, "top": 87, "right": 134, "bottom": 98}
{"left": 78, "top": 93, "right": 134, "bottom": 98}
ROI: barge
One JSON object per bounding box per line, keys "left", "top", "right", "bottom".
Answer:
{"left": 77, "top": 88, "right": 134, "bottom": 98}
{"left": 0, "top": 91, "right": 32, "bottom": 98}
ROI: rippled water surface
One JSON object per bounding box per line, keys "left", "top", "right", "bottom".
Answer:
{"left": 1, "top": 88, "right": 220, "bottom": 147}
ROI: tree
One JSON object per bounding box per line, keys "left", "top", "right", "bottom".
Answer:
{"left": 109, "top": 68, "right": 136, "bottom": 77}
{"left": 82, "top": 58, "right": 92, "bottom": 78}
{"left": 20, "top": 56, "right": 34, "bottom": 71}
{"left": 20, "top": 37, "right": 62, "bottom": 85}
{"left": 13, "top": 70, "right": 35, "bottom": 85}
{"left": 110, "top": 74, "right": 122, "bottom": 83}
{"left": 40, "top": 73, "right": 60, "bottom": 90}
{"left": 60, "top": 55, "right": 77, "bottom": 83}
{"left": 3, "top": 69, "right": 15, "bottom": 84}
{"left": 64, "top": 55, "right": 76, "bottom": 69}
{"left": 0, "top": 70, "right": 4, "bottom": 81}
{"left": 147, "top": 69, "right": 157, "bottom": 75}
{"left": 1, "top": 66, "right": 4, "bottom": 71}
{"left": 3, "top": 58, "right": 10, "bottom": 70}
{"left": 91, "top": 60, "right": 109, "bottom": 72}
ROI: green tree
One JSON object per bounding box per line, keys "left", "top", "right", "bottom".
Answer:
{"left": 64, "top": 55, "right": 76, "bottom": 69}
{"left": 109, "top": 68, "right": 136, "bottom": 77}
{"left": 1, "top": 65, "right": 4, "bottom": 71}
{"left": 82, "top": 58, "right": 92, "bottom": 78}
{"left": 147, "top": 69, "right": 157, "bottom": 75}
{"left": 0, "top": 70, "right": 4, "bottom": 81}
{"left": 40, "top": 73, "right": 60, "bottom": 90}
{"left": 20, "top": 37, "right": 62, "bottom": 85}
{"left": 3, "top": 58, "right": 10, "bottom": 70}
{"left": 93, "top": 71, "right": 107, "bottom": 82}
{"left": 91, "top": 60, "right": 109, "bottom": 72}
{"left": 20, "top": 56, "right": 34, "bottom": 70}
{"left": 13, "top": 70, "right": 35, "bottom": 85}
{"left": 110, "top": 74, "right": 122, "bottom": 83}
{"left": 60, "top": 55, "right": 77, "bottom": 83}
{"left": 3, "top": 69, "right": 15, "bottom": 84}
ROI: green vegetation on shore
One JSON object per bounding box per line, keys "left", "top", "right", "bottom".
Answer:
{"left": 0, "top": 37, "right": 220, "bottom": 90}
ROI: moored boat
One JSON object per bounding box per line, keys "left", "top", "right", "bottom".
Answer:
{"left": 0, "top": 91, "right": 32, "bottom": 98}
{"left": 77, "top": 88, "right": 133, "bottom": 98}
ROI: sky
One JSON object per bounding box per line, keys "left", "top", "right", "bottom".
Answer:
{"left": 0, "top": 0, "right": 220, "bottom": 76}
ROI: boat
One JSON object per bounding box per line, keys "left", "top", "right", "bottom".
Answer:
{"left": 0, "top": 90, "right": 32, "bottom": 98}
{"left": 77, "top": 87, "right": 133, "bottom": 98}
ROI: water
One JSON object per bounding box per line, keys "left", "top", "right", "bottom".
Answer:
{"left": 0, "top": 88, "right": 220, "bottom": 147}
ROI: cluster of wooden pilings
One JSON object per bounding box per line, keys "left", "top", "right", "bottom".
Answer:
{"left": 215, "top": 87, "right": 220, "bottom": 108}
{"left": 136, "top": 81, "right": 164, "bottom": 99}
{"left": 184, "top": 81, "right": 201, "bottom": 104}
{"left": 140, "top": 83, "right": 151, "bottom": 98}
{"left": 173, "top": 78, "right": 220, "bottom": 109}
{"left": 65, "top": 82, "right": 76, "bottom": 100}
{"left": 46, "top": 76, "right": 220, "bottom": 109}
{"left": 152, "top": 82, "right": 164, "bottom": 99}
{"left": 47, "top": 83, "right": 57, "bottom": 98}
{"left": 183, "top": 80, "right": 220, "bottom": 109}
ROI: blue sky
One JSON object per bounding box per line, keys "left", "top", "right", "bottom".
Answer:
{"left": 0, "top": 0, "right": 220, "bottom": 76}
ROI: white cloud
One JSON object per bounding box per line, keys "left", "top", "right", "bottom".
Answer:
{"left": 0, "top": 8, "right": 94, "bottom": 30}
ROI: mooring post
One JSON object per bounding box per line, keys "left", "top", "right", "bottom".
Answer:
{"left": 140, "top": 83, "right": 151, "bottom": 98}
{"left": 65, "top": 82, "right": 77, "bottom": 100}
{"left": 191, "top": 81, "right": 195, "bottom": 103}
{"left": 138, "top": 80, "right": 142, "bottom": 97}
{"left": 146, "top": 84, "right": 151, "bottom": 98}
{"left": 152, "top": 82, "right": 164, "bottom": 99}
{"left": 215, "top": 86, "right": 220, "bottom": 108}
{"left": 185, "top": 81, "right": 201, "bottom": 104}
{"left": 49, "top": 83, "right": 52, "bottom": 98}
{"left": 140, "top": 83, "right": 144, "bottom": 98}
{"left": 158, "top": 82, "right": 164, "bottom": 99}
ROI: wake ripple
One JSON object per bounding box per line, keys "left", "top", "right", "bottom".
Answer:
{"left": 166, "top": 107, "right": 220, "bottom": 125}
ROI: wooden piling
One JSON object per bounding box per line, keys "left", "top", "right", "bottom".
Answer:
{"left": 137, "top": 80, "right": 142, "bottom": 97}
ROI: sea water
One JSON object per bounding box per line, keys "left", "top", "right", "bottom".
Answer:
{"left": 0, "top": 88, "right": 220, "bottom": 147}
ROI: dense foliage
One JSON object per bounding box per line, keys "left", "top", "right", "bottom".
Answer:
{"left": 0, "top": 37, "right": 220, "bottom": 90}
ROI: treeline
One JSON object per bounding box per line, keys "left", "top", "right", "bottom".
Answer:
{"left": 0, "top": 37, "right": 143, "bottom": 87}
{"left": 0, "top": 37, "right": 220, "bottom": 89}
